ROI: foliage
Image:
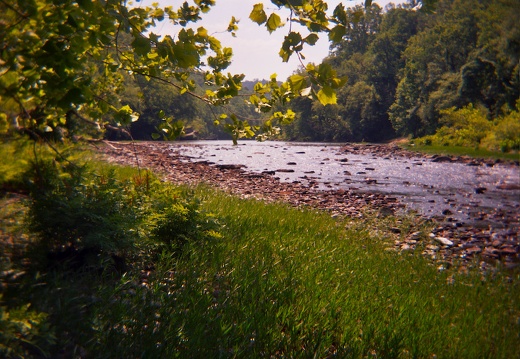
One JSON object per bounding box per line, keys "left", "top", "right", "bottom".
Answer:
{"left": 414, "top": 103, "right": 520, "bottom": 152}
{"left": 147, "top": 186, "right": 222, "bottom": 253}
{"left": 25, "top": 160, "right": 140, "bottom": 260}
{"left": 20, "top": 144, "right": 220, "bottom": 271}
{"left": 390, "top": 0, "right": 520, "bottom": 137}
{"left": 278, "top": 0, "right": 519, "bottom": 144}
{"left": 488, "top": 108, "right": 520, "bottom": 152}
{"left": 0, "top": 296, "right": 55, "bottom": 358}
{"left": 0, "top": 137, "right": 39, "bottom": 191}
{"left": 284, "top": 3, "right": 421, "bottom": 142}
{"left": 0, "top": 0, "right": 362, "bottom": 144}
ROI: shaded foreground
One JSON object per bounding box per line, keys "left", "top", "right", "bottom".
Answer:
{"left": 100, "top": 141, "right": 519, "bottom": 271}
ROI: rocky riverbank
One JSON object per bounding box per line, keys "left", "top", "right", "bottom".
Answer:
{"left": 97, "top": 141, "right": 519, "bottom": 272}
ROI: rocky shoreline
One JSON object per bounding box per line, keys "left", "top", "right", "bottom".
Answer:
{"left": 98, "top": 141, "right": 519, "bottom": 272}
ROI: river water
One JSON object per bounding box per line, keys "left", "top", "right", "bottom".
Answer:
{"left": 170, "top": 141, "right": 520, "bottom": 224}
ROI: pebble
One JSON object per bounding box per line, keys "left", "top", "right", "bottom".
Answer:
{"left": 434, "top": 236, "right": 454, "bottom": 247}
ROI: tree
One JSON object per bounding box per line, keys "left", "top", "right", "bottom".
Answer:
{"left": 459, "top": 0, "right": 520, "bottom": 117}
{"left": 1, "top": 0, "right": 359, "bottom": 144}
{"left": 285, "top": 2, "right": 422, "bottom": 143}
{"left": 388, "top": 0, "right": 520, "bottom": 138}
{"left": 328, "top": 4, "right": 383, "bottom": 62}
{"left": 338, "top": 81, "right": 385, "bottom": 142}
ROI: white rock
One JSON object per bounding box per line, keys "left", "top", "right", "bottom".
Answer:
{"left": 435, "top": 236, "right": 453, "bottom": 246}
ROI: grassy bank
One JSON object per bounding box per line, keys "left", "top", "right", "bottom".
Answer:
{"left": 1, "top": 138, "right": 519, "bottom": 358}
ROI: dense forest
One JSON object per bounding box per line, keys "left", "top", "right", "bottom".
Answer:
{"left": 2, "top": 0, "right": 518, "bottom": 147}
{"left": 280, "top": 0, "right": 520, "bottom": 144}
{"left": 119, "top": 0, "right": 519, "bottom": 148}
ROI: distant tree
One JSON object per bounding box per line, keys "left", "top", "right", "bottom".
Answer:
{"left": 459, "top": 0, "right": 520, "bottom": 117}
{"left": 328, "top": 4, "right": 384, "bottom": 64}
{"left": 286, "top": 2, "right": 422, "bottom": 142}
{"left": 389, "top": 0, "right": 519, "bottom": 137}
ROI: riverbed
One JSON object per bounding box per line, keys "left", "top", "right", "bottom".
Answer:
{"left": 172, "top": 141, "right": 520, "bottom": 226}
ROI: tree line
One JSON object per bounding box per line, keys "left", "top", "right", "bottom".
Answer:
{"left": 1, "top": 0, "right": 518, "bottom": 146}
{"left": 280, "top": 0, "right": 519, "bottom": 144}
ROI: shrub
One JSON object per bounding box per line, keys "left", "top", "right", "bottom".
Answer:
{"left": 438, "top": 105, "right": 492, "bottom": 148}
{"left": 146, "top": 186, "right": 222, "bottom": 254}
{"left": 24, "top": 157, "right": 221, "bottom": 270}
{"left": 414, "top": 103, "right": 520, "bottom": 152}
{"left": 492, "top": 108, "right": 520, "bottom": 151}
{"left": 24, "top": 159, "right": 140, "bottom": 268}
{"left": 0, "top": 296, "right": 55, "bottom": 358}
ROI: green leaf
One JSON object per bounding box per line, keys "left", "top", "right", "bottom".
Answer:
{"left": 304, "top": 33, "right": 319, "bottom": 46}
{"left": 333, "top": 4, "right": 347, "bottom": 25}
{"left": 59, "top": 87, "right": 85, "bottom": 108}
{"left": 365, "top": 0, "right": 373, "bottom": 8}
{"left": 316, "top": 86, "right": 337, "bottom": 105}
{"left": 249, "top": 4, "right": 267, "bottom": 25}
{"left": 172, "top": 42, "right": 200, "bottom": 68}
{"left": 280, "top": 32, "right": 303, "bottom": 62}
{"left": 288, "top": 74, "right": 307, "bottom": 93}
{"left": 266, "top": 13, "right": 283, "bottom": 33}
{"left": 132, "top": 37, "right": 151, "bottom": 56}
{"left": 331, "top": 76, "right": 348, "bottom": 89}
{"left": 328, "top": 25, "right": 346, "bottom": 43}
{"left": 115, "top": 105, "right": 136, "bottom": 125}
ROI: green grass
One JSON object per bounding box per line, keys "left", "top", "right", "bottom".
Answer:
{"left": 1, "top": 138, "right": 519, "bottom": 358}
{"left": 88, "top": 190, "right": 520, "bottom": 358}
{"left": 403, "top": 142, "right": 520, "bottom": 162}
{"left": 182, "top": 191, "right": 518, "bottom": 358}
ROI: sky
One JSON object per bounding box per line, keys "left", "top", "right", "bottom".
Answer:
{"left": 139, "top": 0, "right": 405, "bottom": 81}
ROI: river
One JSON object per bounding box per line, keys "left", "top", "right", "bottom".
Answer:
{"left": 168, "top": 141, "right": 520, "bottom": 226}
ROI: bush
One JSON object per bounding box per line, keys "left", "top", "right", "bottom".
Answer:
{"left": 25, "top": 160, "right": 139, "bottom": 264}
{"left": 414, "top": 103, "right": 520, "bottom": 152}
{"left": 143, "top": 185, "right": 222, "bottom": 255}
{"left": 24, "top": 157, "right": 221, "bottom": 270}
{"left": 488, "top": 108, "right": 520, "bottom": 152}
{"left": 0, "top": 296, "right": 55, "bottom": 358}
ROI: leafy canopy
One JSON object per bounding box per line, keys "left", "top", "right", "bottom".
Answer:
{"left": 0, "top": 0, "right": 382, "bottom": 143}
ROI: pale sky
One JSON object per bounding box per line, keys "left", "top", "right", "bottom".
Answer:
{"left": 139, "top": 0, "right": 404, "bottom": 80}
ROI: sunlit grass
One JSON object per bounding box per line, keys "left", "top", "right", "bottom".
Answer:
{"left": 176, "top": 191, "right": 519, "bottom": 358}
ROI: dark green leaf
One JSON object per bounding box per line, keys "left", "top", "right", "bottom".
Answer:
{"left": 304, "top": 33, "right": 319, "bottom": 45}
{"left": 328, "top": 25, "right": 346, "bottom": 43}
{"left": 132, "top": 37, "right": 152, "bottom": 56}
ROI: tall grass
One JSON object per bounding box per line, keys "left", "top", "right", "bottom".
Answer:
{"left": 91, "top": 190, "right": 519, "bottom": 358}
